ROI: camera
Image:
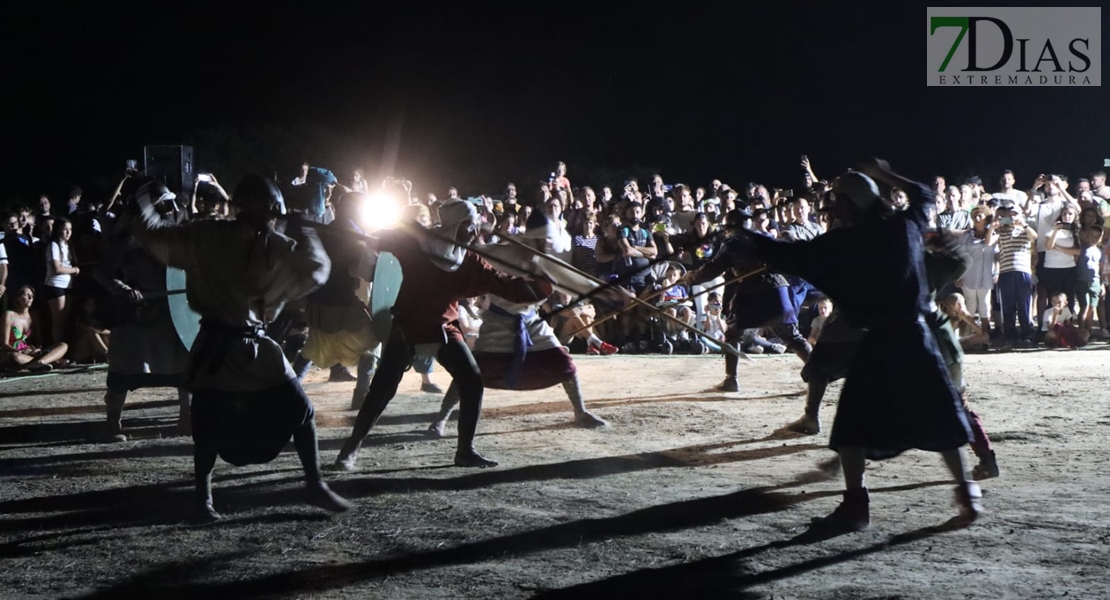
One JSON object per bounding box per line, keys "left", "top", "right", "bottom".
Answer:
{"left": 999, "top": 217, "right": 1013, "bottom": 225}
{"left": 125, "top": 159, "right": 138, "bottom": 173}
{"left": 196, "top": 173, "right": 213, "bottom": 183}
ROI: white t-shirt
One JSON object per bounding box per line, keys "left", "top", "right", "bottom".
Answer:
{"left": 993, "top": 189, "right": 1028, "bottom": 205}
{"left": 1042, "top": 306, "right": 1074, "bottom": 331}
{"left": 1028, "top": 196, "right": 1063, "bottom": 253}
{"left": 1044, "top": 228, "right": 1077, "bottom": 268}
{"left": 45, "top": 241, "right": 73, "bottom": 289}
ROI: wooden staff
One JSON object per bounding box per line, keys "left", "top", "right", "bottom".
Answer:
{"left": 566, "top": 266, "right": 767, "bottom": 338}
{"left": 499, "top": 236, "right": 753, "bottom": 362}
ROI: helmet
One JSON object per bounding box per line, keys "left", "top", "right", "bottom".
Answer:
{"left": 232, "top": 174, "right": 286, "bottom": 217}
{"left": 832, "top": 171, "right": 881, "bottom": 211}
{"left": 722, "top": 207, "right": 753, "bottom": 230}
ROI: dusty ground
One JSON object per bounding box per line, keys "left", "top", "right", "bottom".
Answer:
{"left": 2, "top": 346, "right": 1109, "bottom": 600}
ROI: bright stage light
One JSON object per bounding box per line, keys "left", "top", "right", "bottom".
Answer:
{"left": 360, "top": 192, "right": 402, "bottom": 230}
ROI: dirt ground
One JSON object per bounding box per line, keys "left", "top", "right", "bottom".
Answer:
{"left": 2, "top": 346, "right": 1109, "bottom": 600}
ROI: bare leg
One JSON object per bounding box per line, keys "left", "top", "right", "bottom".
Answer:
{"left": 427, "top": 381, "right": 460, "bottom": 438}
{"left": 104, "top": 391, "right": 128, "bottom": 442}
{"left": 564, "top": 374, "right": 608, "bottom": 428}
{"left": 35, "top": 343, "right": 69, "bottom": 366}
{"left": 787, "top": 376, "right": 826, "bottom": 435}
{"left": 193, "top": 440, "right": 221, "bottom": 522}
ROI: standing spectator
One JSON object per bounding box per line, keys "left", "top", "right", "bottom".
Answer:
{"left": 993, "top": 201, "right": 1037, "bottom": 346}
{"left": 349, "top": 169, "right": 369, "bottom": 193}
{"left": 1042, "top": 204, "right": 1081, "bottom": 311}
{"left": 64, "top": 187, "right": 82, "bottom": 216}
{"left": 44, "top": 217, "right": 79, "bottom": 346}
{"left": 959, "top": 206, "right": 1000, "bottom": 334}
{"left": 1026, "top": 174, "right": 1068, "bottom": 315}
{"left": 571, "top": 213, "right": 600, "bottom": 276}
{"left": 38, "top": 195, "right": 52, "bottom": 218}
{"left": 291, "top": 162, "right": 309, "bottom": 186}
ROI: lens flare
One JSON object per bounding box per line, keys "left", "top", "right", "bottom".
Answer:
{"left": 360, "top": 192, "right": 402, "bottom": 230}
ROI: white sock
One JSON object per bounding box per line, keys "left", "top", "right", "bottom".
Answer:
{"left": 587, "top": 334, "right": 603, "bottom": 348}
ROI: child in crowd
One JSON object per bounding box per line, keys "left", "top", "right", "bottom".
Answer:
{"left": 1075, "top": 226, "right": 1103, "bottom": 337}
{"left": 654, "top": 265, "right": 694, "bottom": 330}
{"left": 808, "top": 297, "right": 833, "bottom": 347}
{"left": 1042, "top": 292, "right": 1088, "bottom": 348}
{"left": 941, "top": 292, "right": 991, "bottom": 352}
{"left": 702, "top": 292, "right": 727, "bottom": 342}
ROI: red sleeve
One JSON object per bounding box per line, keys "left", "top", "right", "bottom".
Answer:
{"left": 458, "top": 252, "right": 552, "bottom": 303}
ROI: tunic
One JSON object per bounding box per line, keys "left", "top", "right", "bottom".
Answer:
{"left": 376, "top": 228, "right": 553, "bottom": 347}
{"left": 94, "top": 218, "right": 190, "bottom": 392}
{"left": 134, "top": 207, "right": 331, "bottom": 466}
{"left": 745, "top": 183, "right": 972, "bottom": 459}
{"left": 467, "top": 241, "right": 600, "bottom": 390}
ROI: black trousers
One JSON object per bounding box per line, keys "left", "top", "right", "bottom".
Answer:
{"left": 349, "top": 335, "right": 483, "bottom": 452}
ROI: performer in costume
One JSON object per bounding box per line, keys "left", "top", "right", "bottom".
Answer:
{"left": 335, "top": 200, "right": 553, "bottom": 470}
{"left": 130, "top": 175, "right": 351, "bottom": 522}
{"left": 735, "top": 159, "right": 982, "bottom": 532}
{"left": 291, "top": 191, "right": 380, "bottom": 409}
{"left": 679, "top": 208, "right": 811, "bottom": 392}
{"left": 426, "top": 210, "right": 622, "bottom": 437}
{"left": 785, "top": 218, "right": 1000, "bottom": 481}
{"left": 94, "top": 185, "right": 192, "bottom": 441}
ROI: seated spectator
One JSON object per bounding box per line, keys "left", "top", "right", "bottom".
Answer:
{"left": 553, "top": 301, "right": 619, "bottom": 356}
{"left": 941, "top": 293, "right": 991, "bottom": 352}
{"left": 68, "top": 296, "right": 110, "bottom": 364}
{"left": 742, "top": 327, "right": 787, "bottom": 355}
{"left": 808, "top": 297, "right": 833, "bottom": 347}
{"left": 1042, "top": 292, "right": 1088, "bottom": 348}
{"left": 457, "top": 296, "right": 484, "bottom": 351}
{"left": 652, "top": 264, "right": 694, "bottom": 334}
{"left": 2, "top": 286, "right": 68, "bottom": 373}
{"left": 701, "top": 292, "right": 727, "bottom": 343}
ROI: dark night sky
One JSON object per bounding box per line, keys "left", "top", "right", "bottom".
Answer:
{"left": 3, "top": 1, "right": 1107, "bottom": 203}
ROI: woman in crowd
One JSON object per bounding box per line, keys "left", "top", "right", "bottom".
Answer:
{"left": 1043, "top": 204, "right": 1081, "bottom": 312}
{"left": 959, "top": 206, "right": 1000, "bottom": 335}
{"left": 2, "top": 285, "right": 69, "bottom": 373}
{"left": 43, "top": 217, "right": 79, "bottom": 346}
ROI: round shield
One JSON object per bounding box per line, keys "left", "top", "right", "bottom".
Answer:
{"left": 165, "top": 266, "right": 202, "bottom": 351}
{"left": 369, "top": 252, "right": 403, "bottom": 343}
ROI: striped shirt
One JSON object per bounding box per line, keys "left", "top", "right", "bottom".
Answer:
{"left": 997, "top": 227, "right": 1033, "bottom": 274}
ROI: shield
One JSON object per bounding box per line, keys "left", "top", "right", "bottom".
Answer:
{"left": 369, "top": 252, "right": 403, "bottom": 343}
{"left": 165, "top": 266, "right": 202, "bottom": 351}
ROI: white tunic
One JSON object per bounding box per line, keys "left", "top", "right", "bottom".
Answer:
{"left": 471, "top": 241, "right": 601, "bottom": 355}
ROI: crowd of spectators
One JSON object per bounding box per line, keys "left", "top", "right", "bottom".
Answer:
{"left": 6, "top": 157, "right": 1109, "bottom": 375}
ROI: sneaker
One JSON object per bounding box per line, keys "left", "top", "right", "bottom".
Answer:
{"left": 953, "top": 481, "right": 983, "bottom": 525}
{"left": 597, "top": 342, "right": 619, "bottom": 356}
{"left": 747, "top": 345, "right": 765, "bottom": 354}
{"left": 769, "top": 343, "right": 787, "bottom": 354}
{"left": 587, "top": 346, "right": 600, "bottom": 356}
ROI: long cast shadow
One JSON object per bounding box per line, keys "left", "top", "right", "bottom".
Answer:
{"left": 533, "top": 518, "right": 954, "bottom": 599}
{"left": 62, "top": 479, "right": 949, "bottom": 600}
{"left": 63, "top": 480, "right": 839, "bottom": 600}
{"left": 0, "top": 399, "right": 177, "bottom": 420}
{"left": 0, "top": 437, "right": 822, "bottom": 533}
{"left": 0, "top": 387, "right": 108, "bottom": 400}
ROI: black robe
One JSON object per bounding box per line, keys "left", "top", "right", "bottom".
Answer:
{"left": 744, "top": 183, "right": 972, "bottom": 459}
